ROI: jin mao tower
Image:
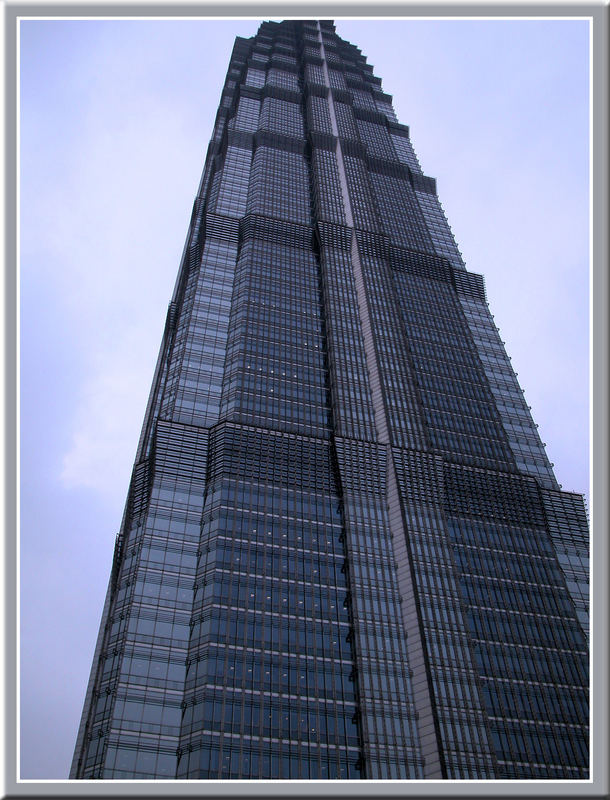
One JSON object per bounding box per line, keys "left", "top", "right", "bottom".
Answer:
{"left": 71, "top": 20, "right": 589, "bottom": 781}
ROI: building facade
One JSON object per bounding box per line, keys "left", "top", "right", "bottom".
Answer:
{"left": 70, "top": 20, "right": 589, "bottom": 781}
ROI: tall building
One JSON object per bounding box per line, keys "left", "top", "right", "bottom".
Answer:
{"left": 70, "top": 20, "right": 589, "bottom": 781}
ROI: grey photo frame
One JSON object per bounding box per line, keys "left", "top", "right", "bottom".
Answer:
{"left": 4, "top": 3, "right": 608, "bottom": 799}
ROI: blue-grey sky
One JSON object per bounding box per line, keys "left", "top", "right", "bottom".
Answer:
{"left": 19, "top": 17, "right": 589, "bottom": 780}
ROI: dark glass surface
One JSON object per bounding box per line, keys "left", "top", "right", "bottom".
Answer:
{"left": 71, "top": 19, "right": 589, "bottom": 782}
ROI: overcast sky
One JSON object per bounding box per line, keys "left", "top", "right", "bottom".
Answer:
{"left": 19, "top": 16, "right": 589, "bottom": 780}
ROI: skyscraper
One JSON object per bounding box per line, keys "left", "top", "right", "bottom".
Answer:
{"left": 70, "top": 19, "right": 589, "bottom": 781}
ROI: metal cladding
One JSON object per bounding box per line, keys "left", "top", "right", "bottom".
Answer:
{"left": 71, "top": 20, "right": 589, "bottom": 781}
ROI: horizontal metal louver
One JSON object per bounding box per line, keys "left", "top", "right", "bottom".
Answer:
{"left": 452, "top": 268, "right": 487, "bottom": 301}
